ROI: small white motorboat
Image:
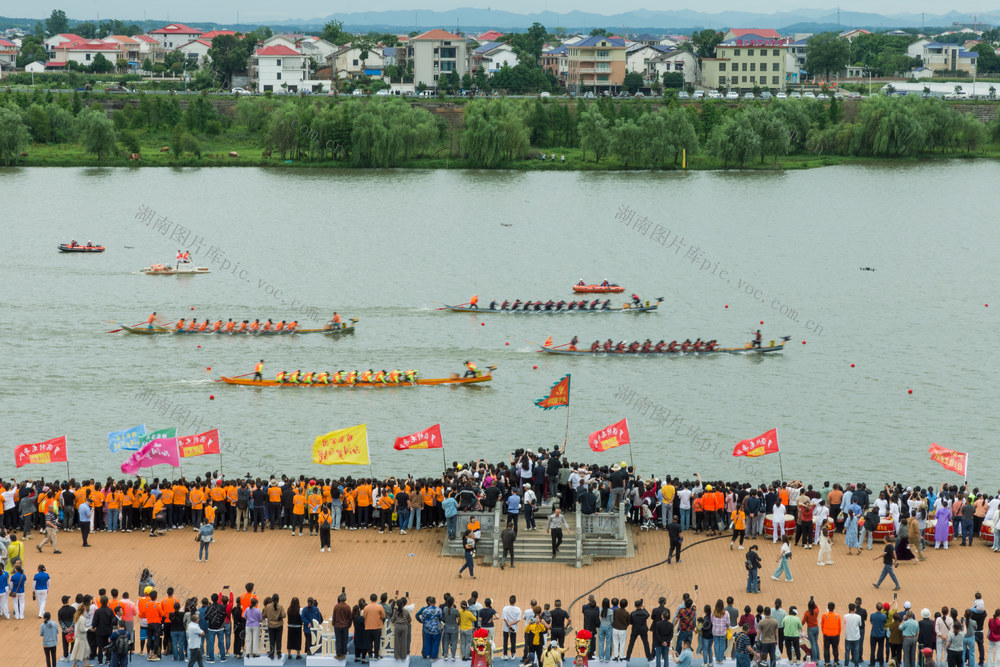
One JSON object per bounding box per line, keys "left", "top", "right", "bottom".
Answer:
{"left": 140, "top": 262, "right": 211, "bottom": 275}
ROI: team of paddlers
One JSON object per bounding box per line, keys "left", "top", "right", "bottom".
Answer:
{"left": 140, "top": 312, "right": 344, "bottom": 333}
{"left": 272, "top": 368, "right": 421, "bottom": 385}
{"left": 586, "top": 337, "right": 721, "bottom": 353}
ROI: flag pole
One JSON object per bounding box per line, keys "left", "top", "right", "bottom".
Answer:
{"left": 563, "top": 403, "right": 570, "bottom": 454}
{"left": 628, "top": 441, "right": 635, "bottom": 468}
{"left": 442, "top": 445, "right": 447, "bottom": 472}
{"left": 778, "top": 452, "right": 785, "bottom": 481}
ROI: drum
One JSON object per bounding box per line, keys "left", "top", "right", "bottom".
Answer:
{"left": 924, "top": 519, "right": 953, "bottom": 543}
{"left": 980, "top": 519, "right": 995, "bottom": 544}
{"left": 874, "top": 518, "right": 895, "bottom": 541}
{"left": 763, "top": 513, "right": 796, "bottom": 535}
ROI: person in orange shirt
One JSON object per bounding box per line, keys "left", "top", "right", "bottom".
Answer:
{"left": 151, "top": 495, "right": 167, "bottom": 537}
{"left": 343, "top": 487, "right": 356, "bottom": 529}
{"left": 171, "top": 482, "right": 187, "bottom": 529}
{"left": 90, "top": 485, "right": 106, "bottom": 531}
{"left": 356, "top": 481, "right": 373, "bottom": 528}
{"left": 235, "top": 583, "right": 259, "bottom": 659}
{"left": 141, "top": 489, "right": 155, "bottom": 532}
{"left": 307, "top": 487, "right": 323, "bottom": 537}
{"left": 204, "top": 501, "right": 216, "bottom": 526}
{"left": 210, "top": 484, "right": 226, "bottom": 528}
{"left": 692, "top": 494, "right": 704, "bottom": 533}
{"left": 267, "top": 482, "right": 283, "bottom": 530}
{"left": 190, "top": 486, "right": 205, "bottom": 526}
{"left": 378, "top": 488, "right": 395, "bottom": 533}
{"left": 145, "top": 590, "right": 163, "bottom": 660}
{"left": 106, "top": 485, "right": 123, "bottom": 533}
{"left": 225, "top": 481, "right": 238, "bottom": 529}
{"left": 701, "top": 486, "right": 717, "bottom": 535}
{"left": 291, "top": 488, "right": 307, "bottom": 535}
{"left": 159, "top": 484, "right": 174, "bottom": 526}
{"left": 318, "top": 504, "right": 333, "bottom": 552}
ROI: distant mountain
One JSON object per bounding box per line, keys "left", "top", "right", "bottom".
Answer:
{"left": 270, "top": 6, "right": 1000, "bottom": 32}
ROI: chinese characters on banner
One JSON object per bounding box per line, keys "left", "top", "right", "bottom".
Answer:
{"left": 393, "top": 424, "right": 443, "bottom": 450}
{"left": 109, "top": 424, "right": 147, "bottom": 453}
{"left": 313, "top": 424, "right": 370, "bottom": 465}
{"left": 121, "top": 433, "right": 180, "bottom": 475}
{"left": 14, "top": 436, "right": 68, "bottom": 468}
{"left": 588, "top": 418, "right": 630, "bottom": 452}
{"left": 178, "top": 429, "right": 221, "bottom": 458}
{"left": 732, "top": 428, "right": 780, "bottom": 458}
{"left": 534, "top": 374, "right": 571, "bottom": 410}
{"left": 928, "top": 443, "right": 968, "bottom": 477}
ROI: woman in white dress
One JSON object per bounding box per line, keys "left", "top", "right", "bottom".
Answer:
{"left": 772, "top": 501, "right": 787, "bottom": 542}
{"left": 69, "top": 605, "right": 91, "bottom": 667}
{"left": 816, "top": 525, "right": 834, "bottom": 565}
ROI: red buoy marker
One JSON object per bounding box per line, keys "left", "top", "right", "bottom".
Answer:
{"left": 505, "top": 342, "right": 510, "bottom": 346}
{"left": 801, "top": 341, "right": 806, "bottom": 345}
{"left": 907, "top": 389, "right": 913, "bottom": 394}
{"left": 760, "top": 320, "right": 764, "bottom": 324}
{"left": 481, "top": 322, "right": 485, "bottom": 326}
{"left": 725, "top": 305, "right": 729, "bottom": 308}
{"left": 850, "top": 363, "right": 855, "bottom": 367}
{"left": 532, "top": 365, "right": 537, "bottom": 369}
{"left": 197, "top": 345, "right": 201, "bottom": 348}
{"left": 206, "top": 366, "right": 211, "bottom": 370}
{"left": 209, "top": 395, "right": 215, "bottom": 400}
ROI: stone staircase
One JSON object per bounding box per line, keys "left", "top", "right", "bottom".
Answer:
{"left": 441, "top": 500, "right": 633, "bottom": 567}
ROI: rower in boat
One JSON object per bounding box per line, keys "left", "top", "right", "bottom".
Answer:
{"left": 249, "top": 319, "right": 260, "bottom": 333}
{"left": 198, "top": 319, "right": 209, "bottom": 332}
{"left": 679, "top": 339, "right": 690, "bottom": 352}
{"left": 316, "top": 371, "right": 330, "bottom": 385}
{"left": 360, "top": 369, "right": 374, "bottom": 383}
{"left": 373, "top": 370, "right": 386, "bottom": 384}
{"left": 404, "top": 369, "right": 418, "bottom": 383}
{"left": 631, "top": 293, "right": 641, "bottom": 306}
{"left": 288, "top": 370, "right": 301, "bottom": 384}
{"left": 555, "top": 300, "right": 566, "bottom": 310}
{"left": 614, "top": 341, "right": 625, "bottom": 353}
{"left": 589, "top": 299, "right": 600, "bottom": 310}
{"left": 187, "top": 319, "right": 198, "bottom": 331}
{"left": 275, "top": 321, "right": 286, "bottom": 332}
{"left": 145, "top": 312, "right": 158, "bottom": 330}
{"left": 640, "top": 339, "right": 652, "bottom": 353}
{"left": 225, "top": 319, "right": 235, "bottom": 333}
{"left": 654, "top": 340, "right": 666, "bottom": 352}
{"left": 691, "top": 339, "right": 703, "bottom": 351}
{"left": 276, "top": 371, "right": 286, "bottom": 383}
{"left": 175, "top": 319, "right": 186, "bottom": 331}
{"left": 500, "top": 300, "right": 510, "bottom": 310}
{"left": 212, "top": 320, "right": 223, "bottom": 332}
{"left": 667, "top": 340, "right": 678, "bottom": 352}
{"left": 346, "top": 370, "right": 358, "bottom": 385}
{"left": 302, "top": 371, "right": 314, "bottom": 385}
{"left": 489, "top": 300, "right": 498, "bottom": 310}
{"left": 752, "top": 329, "right": 762, "bottom": 349}
{"left": 568, "top": 336, "right": 579, "bottom": 351}
{"left": 288, "top": 321, "right": 298, "bottom": 332}
{"left": 510, "top": 299, "right": 520, "bottom": 310}
{"left": 705, "top": 340, "right": 718, "bottom": 351}
{"left": 469, "top": 294, "right": 479, "bottom": 309}
{"left": 591, "top": 340, "right": 600, "bottom": 352}
{"left": 325, "top": 313, "right": 341, "bottom": 330}
{"left": 567, "top": 301, "right": 577, "bottom": 311}
{"left": 603, "top": 339, "right": 613, "bottom": 351}
{"left": 464, "top": 361, "right": 480, "bottom": 378}
{"left": 253, "top": 360, "right": 264, "bottom": 382}
{"left": 260, "top": 319, "right": 272, "bottom": 332}
{"left": 388, "top": 369, "right": 401, "bottom": 384}
{"left": 601, "top": 299, "right": 611, "bottom": 310}
{"left": 627, "top": 341, "right": 640, "bottom": 353}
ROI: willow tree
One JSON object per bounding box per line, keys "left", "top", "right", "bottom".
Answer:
{"left": 76, "top": 108, "right": 117, "bottom": 160}
{"left": 461, "top": 99, "right": 530, "bottom": 167}
{"left": 0, "top": 107, "right": 30, "bottom": 165}
{"left": 577, "top": 107, "right": 610, "bottom": 163}
{"left": 351, "top": 99, "right": 438, "bottom": 167}
{"left": 707, "top": 114, "right": 760, "bottom": 169}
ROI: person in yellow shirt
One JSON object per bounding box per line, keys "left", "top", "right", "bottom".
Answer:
{"left": 318, "top": 504, "right": 333, "bottom": 552}
{"left": 730, "top": 505, "right": 747, "bottom": 550}
{"left": 344, "top": 488, "right": 356, "bottom": 529}
{"left": 225, "top": 482, "right": 238, "bottom": 529}
{"left": 292, "top": 488, "right": 307, "bottom": 536}
{"left": 307, "top": 487, "right": 323, "bottom": 536}
{"left": 661, "top": 480, "right": 676, "bottom": 528}
{"left": 356, "top": 482, "right": 373, "bottom": 528}
{"left": 378, "top": 488, "right": 395, "bottom": 533}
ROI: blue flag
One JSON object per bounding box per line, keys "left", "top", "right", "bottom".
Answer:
{"left": 109, "top": 424, "right": 147, "bottom": 453}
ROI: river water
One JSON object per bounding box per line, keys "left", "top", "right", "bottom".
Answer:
{"left": 2, "top": 163, "right": 997, "bottom": 486}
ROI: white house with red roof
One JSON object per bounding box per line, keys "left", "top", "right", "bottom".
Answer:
{"left": 410, "top": 29, "right": 467, "bottom": 89}
{"left": 177, "top": 39, "right": 214, "bottom": 66}
{"left": 149, "top": 23, "right": 202, "bottom": 50}
{"left": 51, "top": 40, "right": 123, "bottom": 68}
{"left": 198, "top": 29, "right": 236, "bottom": 42}
{"left": 252, "top": 43, "right": 309, "bottom": 92}
{"left": 44, "top": 33, "right": 83, "bottom": 54}
{"left": 475, "top": 30, "right": 505, "bottom": 42}
{"left": 102, "top": 35, "right": 141, "bottom": 69}
{"left": 0, "top": 38, "right": 18, "bottom": 72}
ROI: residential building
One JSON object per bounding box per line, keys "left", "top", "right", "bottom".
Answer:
{"left": 43, "top": 33, "right": 82, "bottom": 56}
{"left": 908, "top": 66, "right": 933, "bottom": 79}
{"left": 25, "top": 60, "right": 47, "bottom": 73}
{"left": 409, "top": 29, "right": 467, "bottom": 89}
{"left": 625, "top": 43, "right": 675, "bottom": 81}
{"left": 921, "top": 42, "right": 977, "bottom": 74}
{"left": 541, "top": 45, "right": 568, "bottom": 83}
{"left": 198, "top": 29, "right": 236, "bottom": 42}
{"left": 177, "top": 39, "right": 213, "bottom": 66}
{"left": 566, "top": 35, "right": 627, "bottom": 93}
{"left": 50, "top": 40, "right": 123, "bottom": 68}
{"left": 0, "top": 38, "right": 17, "bottom": 71}
{"left": 700, "top": 33, "right": 789, "bottom": 91}
{"left": 907, "top": 38, "right": 931, "bottom": 59}
{"left": 148, "top": 23, "right": 203, "bottom": 50}
{"left": 839, "top": 29, "right": 870, "bottom": 42}
{"left": 723, "top": 28, "right": 782, "bottom": 41}
{"left": 329, "top": 43, "right": 388, "bottom": 80}
{"left": 134, "top": 34, "right": 166, "bottom": 64}
{"left": 297, "top": 36, "right": 338, "bottom": 66}
{"left": 645, "top": 49, "right": 700, "bottom": 85}
{"left": 632, "top": 33, "right": 662, "bottom": 46}
{"left": 102, "top": 35, "right": 141, "bottom": 70}
{"left": 475, "top": 30, "right": 505, "bottom": 43}
{"left": 251, "top": 44, "right": 308, "bottom": 92}
{"left": 470, "top": 41, "right": 518, "bottom": 75}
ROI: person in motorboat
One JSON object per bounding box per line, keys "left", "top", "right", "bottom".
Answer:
{"left": 577, "top": 280, "right": 586, "bottom": 286}
{"left": 87, "top": 241, "right": 93, "bottom": 247}
{"left": 70, "top": 240, "right": 78, "bottom": 247}
{"left": 601, "top": 280, "right": 609, "bottom": 287}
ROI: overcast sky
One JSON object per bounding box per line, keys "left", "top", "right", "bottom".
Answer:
{"left": 31, "top": 1, "right": 988, "bottom": 24}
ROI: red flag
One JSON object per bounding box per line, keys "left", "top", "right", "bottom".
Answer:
{"left": 732, "top": 428, "right": 780, "bottom": 458}
{"left": 178, "top": 428, "right": 221, "bottom": 459}
{"left": 14, "top": 436, "right": 69, "bottom": 468}
{"left": 928, "top": 443, "right": 968, "bottom": 477}
{"left": 535, "top": 374, "right": 571, "bottom": 409}
{"left": 394, "top": 424, "right": 443, "bottom": 450}
{"left": 588, "top": 418, "right": 630, "bottom": 452}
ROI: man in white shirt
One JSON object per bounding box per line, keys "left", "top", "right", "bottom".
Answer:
{"left": 813, "top": 502, "right": 830, "bottom": 545}
{"left": 521, "top": 601, "right": 538, "bottom": 663}
{"left": 187, "top": 617, "right": 206, "bottom": 666}
{"left": 844, "top": 603, "right": 863, "bottom": 667}
{"left": 677, "top": 487, "right": 693, "bottom": 532}
{"left": 501, "top": 596, "right": 522, "bottom": 660}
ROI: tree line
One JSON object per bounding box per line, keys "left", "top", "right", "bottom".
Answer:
{"left": 1, "top": 89, "right": 998, "bottom": 168}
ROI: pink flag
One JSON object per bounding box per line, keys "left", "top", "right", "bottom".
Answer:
{"left": 120, "top": 435, "right": 180, "bottom": 475}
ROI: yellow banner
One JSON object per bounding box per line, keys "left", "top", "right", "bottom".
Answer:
{"left": 313, "top": 424, "right": 369, "bottom": 465}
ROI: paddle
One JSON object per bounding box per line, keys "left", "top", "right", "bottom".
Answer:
{"left": 105, "top": 321, "right": 152, "bottom": 334}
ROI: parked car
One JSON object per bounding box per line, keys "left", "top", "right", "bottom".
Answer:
{"left": 540, "top": 91, "right": 551, "bottom": 98}
{"left": 375, "top": 89, "right": 391, "bottom": 96}
{"left": 833, "top": 92, "right": 845, "bottom": 99}
{"left": 617, "top": 91, "right": 630, "bottom": 97}
{"left": 106, "top": 84, "right": 129, "bottom": 93}
{"left": 816, "top": 93, "right": 830, "bottom": 100}
{"left": 677, "top": 91, "right": 690, "bottom": 99}
{"left": 583, "top": 91, "right": 597, "bottom": 99}
{"left": 352, "top": 89, "right": 367, "bottom": 96}
{"left": 231, "top": 87, "right": 250, "bottom": 95}
{"left": 790, "top": 91, "right": 802, "bottom": 99}
{"left": 802, "top": 91, "right": 816, "bottom": 99}
{"left": 725, "top": 91, "right": 739, "bottom": 99}
{"left": 692, "top": 90, "right": 705, "bottom": 99}
{"left": 707, "top": 90, "right": 722, "bottom": 99}
{"left": 775, "top": 92, "right": 787, "bottom": 100}
{"left": 760, "top": 91, "right": 772, "bottom": 100}
{"left": 634, "top": 91, "right": 644, "bottom": 98}
{"left": 743, "top": 92, "right": 755, "bottom": 99}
